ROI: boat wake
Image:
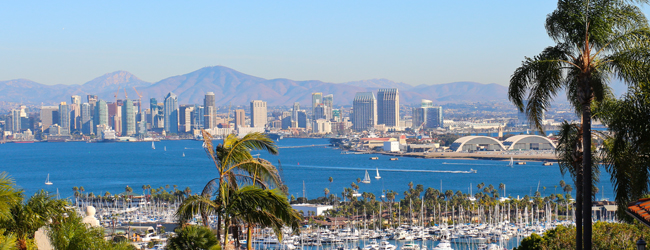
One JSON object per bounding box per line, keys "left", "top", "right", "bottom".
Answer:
{"left": 285, "top": 164, "right": 475, "bottom": 174}
{"left": 442, "top": 162, "right": 498, "bottom": 166}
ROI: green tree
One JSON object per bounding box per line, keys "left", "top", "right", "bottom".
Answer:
{"left": 167, "top": 225, "right": 219, "bottom": 250}
{"left": 48, "top": 212, "right": 133, "bottom": 250}
{"left": 0, "top": 172, "right": 22, "bottom": 221}
{"left": 508, "top": 0, "right": 650, "bottom": 247}
{"left": 178, "top": 131, "right": 282, "bottom": 247}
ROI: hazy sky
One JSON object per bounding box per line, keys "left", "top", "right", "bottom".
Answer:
{"left": 1, "top": 1, "right": 645, "bottom": 86}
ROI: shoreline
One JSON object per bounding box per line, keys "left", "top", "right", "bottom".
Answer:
{"left": 348, "top": 150, "right": 558, "bottom": 162}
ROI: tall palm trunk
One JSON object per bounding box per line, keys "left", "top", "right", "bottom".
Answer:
{"left": 581, "top": 100, "right": 593, "bottom": 250}
{"left": 247, "top": 224, "right": 254, "bottom": 250}
{"left": 576, "top": 164, "right": 583, "bottom": 250}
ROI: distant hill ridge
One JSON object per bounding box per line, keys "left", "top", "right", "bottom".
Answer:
{"left": 0, "top": 66, "right": 508, "bottom": 106}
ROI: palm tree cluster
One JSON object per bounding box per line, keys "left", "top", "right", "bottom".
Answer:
{"left": 176, "top": 131, "right": 300, "bottom": 250}
{"left": 509, "top": 0, "right": 650, "bottom": 248}
{"left": 0, "top": 172, "right": 131, "bottom": 250}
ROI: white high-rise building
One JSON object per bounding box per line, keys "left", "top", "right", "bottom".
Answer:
{"left": 204, "top": 92, "right": 216, "bottom": 129}
{"left": 250, "top": 100, "right": 267, "bottom": 128}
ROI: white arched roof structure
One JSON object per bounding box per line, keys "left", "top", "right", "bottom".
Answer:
{"left": 450, "top": 136, "right": 506, "bottom": 152}
{"left": 503, "top": 135, "right": 556, "bottom": 150}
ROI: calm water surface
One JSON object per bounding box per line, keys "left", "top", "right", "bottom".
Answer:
{"left": 0, "top": 138, "right": 613, "bottom": 202}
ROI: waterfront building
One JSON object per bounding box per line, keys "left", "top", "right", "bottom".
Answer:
{"left": 412, "top": 99, "right": 443, "bottom": 129}
{"left": 59, "top": 102, "right": 70, "bottom": 135}
{"left": 204, "top": 92, "right": 216, "bottom": 129}
{"left": 40, "top": 106, "right": 58, "bottom": 130}
{"left": 192, "top": 105, "right": 204, "bottom": 130}
{"left": 235, "top": 109, "right": 246, "bottom": 129}
{"left": 94, "top": 100, "right": 108, "bottom": 135}
{"left": 164, "top": 92, "right": 179, "bottom": 133}
{"left": 312, "top": 119, "right": 331, "bottom": 134}
{"left": 179, "top": 105, "right": 195, "bottom": 133}
{"left": 352, "top": 92, "right": 377, "bottom": 132}
{"left": 377, "top": 88, "right": 399, "bottom": 128}
{"left": 281, "top": 116, "right": 292, "bottom": 129}
{"left": 81, "top": 103, "right": 92, "bottom": 135}
{"left": 292, "top": 102, "right": 300, "bottom": 122}
{"left": 121, "top": 99, "right": 136, "bottom": 136}
{"left": 11, "top": 109, "right": 21, "bottom": 132}
{"left": 250, "top": 100, "right": 267, "bottom": 128}
{"left": 70, "top": 95, "right": 81, "bottom": 131}
{"left": 136, "top": 111, "right": 147, "bottom": 135}
{"left": 312, "top": 92, "right": 322, "bottom": 119}
{"left": 503, "top": 135, "right": 556, "bottom": 150}
{"left": 297, "top": 110, "right": 307, "bottom": 128}
{"left": 323, "top": 94, "right": 333, "bottom": 120}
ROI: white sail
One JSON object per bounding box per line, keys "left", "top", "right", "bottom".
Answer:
{"left": 182, "top": 152, "right": 185, "bottom": 157}
{"left": 508, "top": 157, "right": 514, "bottom": 168}
{"left": 45, "top": 174, "right": 53, "bottom": 185}
{"left": 164, "top": 146, "right": 166, "bottom": 151}
{"left": 152, "top": 141, "right": 155, "bottom": 149}
{"left": 361, "top": 170, "right": 371, "bottom": 183}
{"left": 375, "top": 168, "right": 381, "bottom": 179}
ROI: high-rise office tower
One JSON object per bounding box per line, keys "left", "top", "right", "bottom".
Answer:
{"left": 235, "top": 109, "right": 246, "bottom": 129}
{"left": 250, "top": 100, "right": 267, "bottom": 128}
{"left": 94, "top": 100, "right": 108, "bottom": 134}
{"left": 412, "top": 99, "right": 443, "bottom": 129}
{"left": 59, "top": 102, "right": 70, "bottom": 135}
{"left": 40, "top": 106, "right": 59, "bottom": 129}
{"left": 81, "top": 103, "right": 92, "bottom": 134}
{"left": 164, "top": 92, "right": 179, "bottom": 133}
{"left": 323, "top": 94, "right": 333, "bottom": 120}
{"left": 192, "top": 105, "right": 204, "bottom": 130}
{"left": 204, "top": 92, "right": 216, "bottom": 129}
{"left": 314, "top": 105, "right": 327, "bottom": 120}
{"left": 377, "top": 88, "right": 399, "bottom": 127}
{"left": 297, "top": 110, "right": 307, "bottom": 128}
{"left": 136, "top": 111, "right": 147, "bottom": 135}
{"left": 87, "top": 95, "right": 98, "bottom": 117}
{"left": 292, "top": 102, "right": 300, "bottom": 121}
{"left": 70, "top": 95, "right": 81, "bottom": 131}
{"left": 11, "top": 109, "right": 21, "bottom": 132}
{"left": 312, "top": 92, "right": 322, "bottom": 119}
{"left": 122, "top": 99, "right": 136, "bottom": 136}
{"left": 352, "top": 92, "right": 376, "bottom": 132}
{"left": 179, "top": 105, "right": 195, "bottom": 133}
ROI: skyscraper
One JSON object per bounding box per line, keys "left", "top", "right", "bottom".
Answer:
{"left": 292, "top": 102, "right": 300, "bottom": 122}
{"left": 70, "top": 95, "right": 81, "bottom": 131}
{"left": 192, "top": 105, "right": 204, "bottom": 130}
{"left": 87, "top": 95, "right": 98, "bottom": 117}
{"left": 312, "top": 92, "right": 322, "bottom": 119}
{"left": 377, "top": 88, "right": 399, "bottom": 127}
{"left": 323, "top": 94, "right": 333, "bottom": 120}
{"left": 179, "top": 105, "right": 195, "bottom": 133}
{"left": 204, "top": 92, "right": 216, "bottom": 129}
{"left": 352, "top": 92, "right": 376, "bottom": 132}
{"left": 11, "top": 109, "right": 21, "bottom": 132}
{"left": 94, "top": 100, "right": 108, "bottom": 134}
{"left": 235, "top": 109, "right": 246, "bottom": 129}
{"left": 81, "top": 103, "right": 92, "bottom": 134}
{"left": 40, "top": 106, "right": 59, "bottom": 130}
{"left": 250, "top": 100, "right": 267, "bottom": 128}
{"left": 413, "top": 99, "right": 443, "bottom": 129}
{"left": 59, "top": 102, "right": 70, "bottom": 135}
{"left": 297, "top": 111, "right": 307, "bottom": 128}
{"left": 164, "top": 92, "right": 179, "bottom": 133}
{"left": 122, "top": 99, "right": 136, "bottom": 136}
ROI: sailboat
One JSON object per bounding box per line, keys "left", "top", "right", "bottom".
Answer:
{"left": 375, "top": 168, "right": 381, "bottom": 179}
{"left": 45, "top": 174, "right": 53, "bottom": 185}
{"left": 152, "top": 141, "right": 155, "bottom": 150}
{"left": 508, "top": 157, "right": 514, "bottom": 168}
{"left": 164, "top": 146, "right": 166, "bottom": 151}
{"left": 182, "top": 152, "right": 185, "bottom": 157}
{"left": 361, "top": 170, "right": 371, "bottom": 184}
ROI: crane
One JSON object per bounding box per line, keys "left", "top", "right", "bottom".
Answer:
{"left": 132, "top": 87, "right": 143, "bottom": 113}
{"left": 124, "top": 88, "right": 128, "bottom": 99}
{"left": 114, "top": 86, "right": 120, "bottom": 103}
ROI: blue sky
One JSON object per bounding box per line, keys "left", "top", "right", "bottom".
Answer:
{"left": 1, "top": 1, "right": 645, "bottom": 87}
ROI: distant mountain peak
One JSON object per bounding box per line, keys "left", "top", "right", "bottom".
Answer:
{"left": 82, "top": 71, "right": 150, "bottom": 89}
{"left": 342, "top": 78, "right": 413, "bottom": 90}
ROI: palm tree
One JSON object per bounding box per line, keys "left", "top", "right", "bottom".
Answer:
{"left": 178, "top": 186, "right": 299, "bottom": 250}
{"left": 2, "top": 190, "right": 69, "bottom": 250}
{"left": 178, "top": 131, "right": 281, "bottom": 247}
{"left": 324, "top": 188, "right": 330, "bottom": 199}
{"left": 167, "top": 225, "right": 219, "bottom": 250}
{"left": 508, "top": 1, "right": 650, "bottom": 248}
{"left": 0, "top": 172, "right": 22, "bottom": 221}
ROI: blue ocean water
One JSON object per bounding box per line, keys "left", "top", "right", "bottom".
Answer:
{"left": 0, "top": 138, "right": 613, "bottom": 202}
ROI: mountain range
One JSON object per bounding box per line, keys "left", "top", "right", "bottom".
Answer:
{"left": 0, "top": 66, "right": 510, "bottom": 107}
